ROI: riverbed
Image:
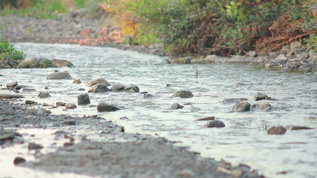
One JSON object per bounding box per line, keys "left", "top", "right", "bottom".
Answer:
{"left": 2, "top": 42, "right": 317, "bottom": 177}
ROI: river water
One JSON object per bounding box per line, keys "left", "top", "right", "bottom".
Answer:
{"left": 2, "top": 43, "right": 317, "bottom": 177}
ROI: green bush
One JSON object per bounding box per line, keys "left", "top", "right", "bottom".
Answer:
{"left": 0, "top": 39, "right": 25, "bottom": 68}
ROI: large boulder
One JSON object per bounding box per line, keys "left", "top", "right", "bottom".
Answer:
{"left": 47, "top": 71, "right": 72, "bottom": 80}
{"left": 88, "top": 83, "right": 110, "bottom": 93}
{"left": 51, "top": 59, "right": 74, "bottom": 68}
{"left": 173, "top": 90, "right": 193, "bottom": 98}
{"left": 233, "top": 101, "right": 251, "bottom": 112}
{"left": 97, "top": 102, "right": 121, "bottom": 112}
{"left": 87, "top": 78, "right": 110, "bottom": 87}
{"left": 18, "top": 57, "right": 53, "bottom": 68}
{"left": 77, "top": 93, "right": 90, "bottom": 105}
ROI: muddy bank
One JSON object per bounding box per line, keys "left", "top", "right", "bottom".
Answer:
{"left": 0, "top": 98, "right": 263, "bottom": 177}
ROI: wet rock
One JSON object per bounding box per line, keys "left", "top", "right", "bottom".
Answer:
{"left": 18, "top": 57, "right": 52, "bottom": 68}
{"left": 0, "top": 133, "right": 15, "bottom": 141}
{"left": 25, "top": 100, "right": 36, "bottom": 105}
{"left": 28, "top": 142, "right": 44, "bottom": 150}
{"left": 38, "top": 91, "right": 51, "bottom": 98}
{"left": 87, "top": 77, "right": 110, "bottom": 87}
{"left": 195, "top": 116, "right": 215, "bottom": 121}
{"left": 0, "top": 94, "right": 24, "bottom": 99}
{"left": 88, "top": 83, "right": 110, "bottom": 93}
{"left": 289, "top": 126, "right": 313, "bottom": 130}
{"left": 73, "top": 79, "right": 81, "bottom": 84}
{"left": 97, "top": 102, "right": 121, "bottom": 112}
{"left": 111, "top": 83, "right": 125, "bottom": 92}
{"left": 6, "top": 81, "right": 18, "bottom": 88}
{"left": 22, "top": 88, "right": 37, "bottom": 93}
{"left": 205, "top": 120, "right": 225, "bottom": 128}
{"left": 171, "top": 103, "right": 184, "bottom": 109}
{"left": 143, "top": 93, "right": 154, "bottom": 99}
{"left": 251, "top": 102, "right": 272, "bottom": 111}
{"left": 47, "top": 71, "right": 72, "bottom": 80}
{"left": 65, "top": 103, "right": 77, "bottom": 109}
{"left": 14, "top": 157, "right": 26, "bottom": 165}
{"left": 77, "top": 93, "right": 90, "bottom": 105}
{"left": 63, "top": 121, "right": 76, "bottom": 125}
{"left": 232, "top": 101, "right": 251, "bottom": 112}
{"left": 173, "top": 90, "right": 193, "bottom": 98}
{"left": 51, "top": 59, "right": 74, "bottom": 68}
{"left": 275, "top": 54, "right": 288, "bottom": 63}
{"left": 267, "top": 126, "right": 287, "bottom": 135}
{"left": 222, "top": 98, "right": 248, "bottom": 104}
{"left": 124, "top": 84, "right": 139, "bottom": 93}
{"left": 56, "top": 102, "right": 66, "bottom": 106}
{"left": 254, "top": 92, "right": 271, "bottom": 101}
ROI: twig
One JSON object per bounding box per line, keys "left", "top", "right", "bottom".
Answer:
{"left": 272, "top": 31, "right": 317, "bottom": 50}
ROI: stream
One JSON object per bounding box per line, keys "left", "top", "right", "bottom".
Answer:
{"left": 1, "top": 42, "right": 317, "bottom": 178}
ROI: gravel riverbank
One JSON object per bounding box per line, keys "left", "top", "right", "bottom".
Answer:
{"left": 0, "top": 98, "right": 263, "bottom": 177}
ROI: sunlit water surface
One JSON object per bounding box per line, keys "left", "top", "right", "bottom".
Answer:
{"left": 1, "top": 43, "right": 317, "bottom": 178}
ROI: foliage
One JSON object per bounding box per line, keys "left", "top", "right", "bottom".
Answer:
{"left": 0, "top": 39, "right": 25, "bottom": 68}
{"left": 0, "top": 0, "right": 68, "bottom": 19}
{"left": 100, "top": 0, "right": 317, "bottom": 56}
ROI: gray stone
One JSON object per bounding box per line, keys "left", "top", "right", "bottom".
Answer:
{"left": 56, "top": 102, "right": 66, "bottom": 106}
{"left": 47, "top": 71, "right": 72, "bottom": 80}
{"left": 171, "top": 103, "right": 184, "bottom": 109}
{"left": 97, "top": 102, "right": 121, "bottom": 112}
{"left": 267, "top": 126, "right": 287, "bottom": 135}
{"left": 173, "top": 90, "right": 193, "bottom": 98}
{"left": 38, "top": 91, "right": 51, "bottom": 98}
{"left": 222, "top": 98, "right": 248, "bottom": 104}
{"left": 65, "top": 103, "right": 77, "bottom": 109}
{"left": 14, "top": 157, "right": 26, "bottom": 165}
{"left": 195, "top": 116, "right": 215, "bottom": 121}
{"left": 275, "top": 54, "right": 288, "bottom": 63}
{"left": 88, "top": 83, "right": 110, "bottom": 93}
{"left": 0, "top": 94, "right": 24, "bottom": 99}
{"left": 77, "top": 93, "right": 90, "bottom": 105}
{"left": 123, "top": 84, "right": 139, "bottom": 93}
{"left": 309, "top": 50, "right": 317, "bottom": 60}
{"left": 251, "top": 102, "right": 272, "bottom": 111}
{"left": 6, "top": 81, "right": 18, "bottom": 88}
{"left": 28, "top": 142, "right": 44, "bottom": 150}
{"left": 25, "top": 100, "right": 36, "bottom": 105}
{"left": 289, "top": 126, "right": 312, "bottom": 130}
{"left": 18, "top": 57, "right": 53, "bottom": 68}
{"left": 51, "top": 59, "right": 74, "bottom": 68}
{"left": 254, "top": 92, "right": 270, "bottom": 101}
{"left": 73, "top": 79, "right": 81, "bottom": 84}
{"left": 87, "top": 78, "right": 110, "bottom": 87}
{"left": 111, "top": 83, "right": 125, "bottom": 92}
{"left": 204, "top": 120, "right": 225, "bottom": 128}
{"left": 233, "top": 101, "right": 251, "bottom": 112}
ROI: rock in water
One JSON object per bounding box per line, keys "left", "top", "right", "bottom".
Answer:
{"left": 88, "top": 84, "right": 110, "bottom": 93}
{"left": 204, "top": 120, "right": 225, "bottom": 128}
{"left": 123, "top": 84, "right": 139, "bottom": 93}
{"left": 77, "top": 93, "right": 90, "bottom": 105}
{"left": 51, "top": 59, "right": 74, "bottom": 68}
{"left": 111, "top": 83, "right": 125, "bottom": 92}
{"left": 65, "top": 103, "right": 77, "bottom": 109}
{"left": 251, "top": 102, "right": 272, "bottom": 111}
{"left": 233, "top": 101, "right": 251, "bottom": 112}
{"left": 28, "top": 142, "right": 44, "bottom": 150}
{"left": 38, "top": 91, "right": 51, "bottom": 98}
{"left": 171, "top": 103, "right": 184, "bottom": 109}
{"left": 47, "top": 71, "right": 72, "bottom": 80}
{"left": 87, "top": 77, "right": 110, "bottom": 87}
{"left": 254, "top": 92, "right": 270, "bottom": 101}
{"left": 97, "top": 102, "right": 121, "bottom": 112}
{"left": 267, "top": 126, "right": 287, "bottom": 135}
{"left": 14, "top": 157, "right": 26, "bottom": 165}
{"left": 173, "top": 90, "right": 193, "bottom": 98}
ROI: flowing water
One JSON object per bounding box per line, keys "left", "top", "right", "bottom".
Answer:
{"left": 1, "top": 43, "right": 317, "bottom": 177}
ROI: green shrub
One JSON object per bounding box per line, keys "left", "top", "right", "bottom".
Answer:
{"left": 0, "top": 39, "right": 25, "bottom": 68}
